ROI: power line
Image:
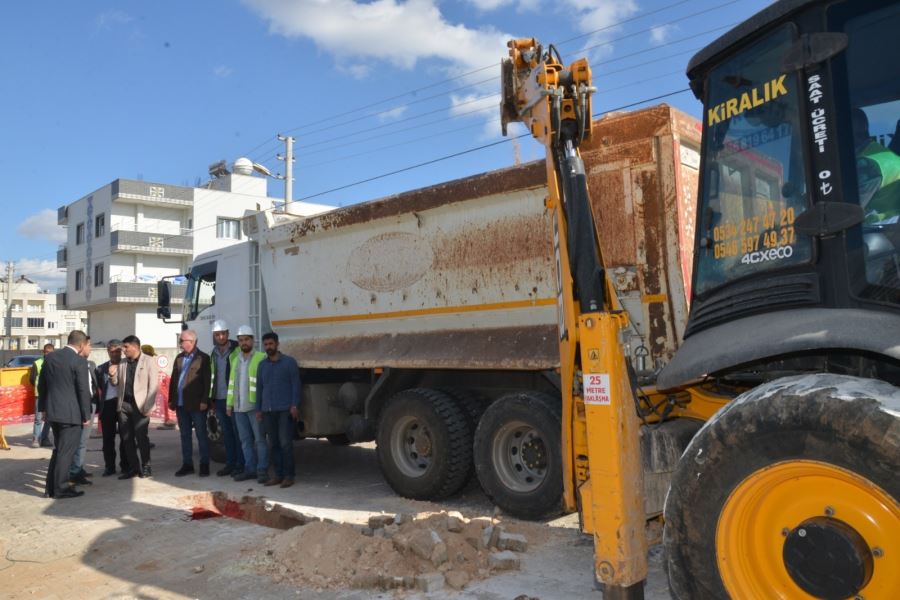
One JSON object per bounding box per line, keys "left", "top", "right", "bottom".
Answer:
{"left": 243, "top": 0, "right": 723, "bottom": 161}
{"left": 24, "top": 87, "right": 693, "bottom": 283}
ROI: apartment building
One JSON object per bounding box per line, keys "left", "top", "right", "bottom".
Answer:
{"left": 1, "top": 275, "right": 87, "bottom": 350}
{"left": 57, "top": 159, "right": 332, "bottom": 351}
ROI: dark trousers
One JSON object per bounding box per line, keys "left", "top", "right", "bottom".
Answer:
{"left": 45, "top": 422, "right": 81, "bottom": 497}
{"left": 119, "top": 401, "right": 150, "bottom": 473}
{"left": 214, "top": 398, "right": 243, "bottom": 468}
{"left": 263, "top": 410, "right": 295, "bottom": 479}
{"left": 175, "top": 406, "right": 210, "bottom": 466}
{"left": 100, "top": 400, "right": 128, "bottom": 472}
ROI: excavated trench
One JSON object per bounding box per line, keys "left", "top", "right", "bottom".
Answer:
{"left": 179, "top": 491, "right": 320, "bottom": 529}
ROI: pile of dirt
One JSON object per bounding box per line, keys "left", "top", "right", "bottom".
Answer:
{"left": 254, "top": 511, "right": 542, "bottom": 592}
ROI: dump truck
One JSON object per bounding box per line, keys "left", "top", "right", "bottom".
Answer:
{"left": 157, "top": 102, "right": 700, "bottom": 519}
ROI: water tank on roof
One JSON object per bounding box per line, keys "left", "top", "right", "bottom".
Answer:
{"left": 233, "top": 157, "right": 253, "bottom": 175}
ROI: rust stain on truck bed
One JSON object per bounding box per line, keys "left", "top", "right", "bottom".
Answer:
{"left": 289, "top": 162, "right": 545, "bottom": 241}
{"left": 281, "top": 325, "right": 559, "bottom": 371}
{"left": 432, "top": 213, "right": 553, "bottom": 271}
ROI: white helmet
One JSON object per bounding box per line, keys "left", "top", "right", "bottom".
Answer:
{"left": 212, "top": 319, "right": 229, "bottom": 333}
{"left": 236, "top": 325, "right": 255, "bottom": 337}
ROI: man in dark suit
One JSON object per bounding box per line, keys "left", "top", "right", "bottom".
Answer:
{"left": 69, "top": 335, "right": 101, "bottom": 485}
{"left": 95, "top": 339, "right": 128, "bottom": 476}
{"left": 39, "top": 330, "right": 92, "bottom": 499}
{"left": 168, "top": 329, "right": 212, "bottom": 476}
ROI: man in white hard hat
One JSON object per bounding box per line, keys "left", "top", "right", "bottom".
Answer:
{"left": 226, "top": 326, "right": 269, "bottom": 483}
{"left": 209, "top": 320, "right": 244, "bottom": 477}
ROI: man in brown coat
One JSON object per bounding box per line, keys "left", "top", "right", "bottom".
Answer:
{"left": 168, "top": 329, "right": 212, "bottom": 476}
{"left": 113, "top": 335, "right": 159, "bottom": 479}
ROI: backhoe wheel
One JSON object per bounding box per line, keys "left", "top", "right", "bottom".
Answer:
{"left": 376, "top": 388, "right": 472, "bottom": 500}
{"left": 474, "top": 391, "right": 562, "bottom": 520}
{"left": 664, "top": 375, "right": 900, "bottom": 600}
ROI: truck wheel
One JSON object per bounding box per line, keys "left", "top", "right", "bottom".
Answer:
{"left": 376, "top": 388, "right": 473, "bottom": 500}
{"left": 206, "top": 411, "right": 226, "bottom": 464}
{"left": 439, "top": 388, "right": 489, "bottom": 432}
{"left": 664, "top": 375, "right": 900, "bottom": 600}
{"left": 326, "top": 434, "right": 351, "bottom": 446}
{"left": 473, "top": 391, "right": 562, "bottom": 520}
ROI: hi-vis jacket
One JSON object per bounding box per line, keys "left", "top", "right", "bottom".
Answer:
{"left": 226, "top": 351, "right": 266, "bottom": 411}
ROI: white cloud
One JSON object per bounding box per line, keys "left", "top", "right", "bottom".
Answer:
{"left": 17, "top": 209, "right": 66, "bottom": 244}
{"left": 95, "top": 10, "right": 134, "bottom": 30}
{"left": 14, "top": 259, "right": 66, "bottom": 294}
{"left": 464, "top": 0, "right": 539, "bottom": 11}
{"left": 242, "top": 0, "right": 510, "bottom": 75}
{"left": 562, "top": 0, "right": 639, "bottom": 61}
{"left": 377, "top": 106, "right": 408, "bottom": 122}
{"left": 449, "top": 93, "right": 499, "bottom": 118}
{"left": 213, "top": 65, "right": 234, "bottom": 78}
{"left": 649, "top": 24, "right": 675, "bottom": 45}
{"left": 338, "top": 63, "right": 373, "bottom": 80}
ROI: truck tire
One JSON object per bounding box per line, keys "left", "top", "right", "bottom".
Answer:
{"left": 664, "top": 375, "right": 900, "bottom": 600}
{"left": 376, "top": 388, "right": 473, "bottom": 500}
{"left": 326, "top": 434, "right": 351, "bottom": 446}
{"left": 207, "top": 411, "right": 226, "bottom": 464}
{"left": 473, "top": 391, "right": 562, "bottom": 520}
{"left": 438, "top": 388, "right": 489, "bottom": 432}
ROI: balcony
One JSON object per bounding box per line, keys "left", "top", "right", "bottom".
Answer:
{"left": 110, "top": 230, "right": 193, "bottom": 256}
{"left": 57, "top": 246, "right": 67, "bottom": 268}
{"left": 109, "top": 282, "right": 186, "bottom": 304}
{"left": 58, "top": 205, "right": 68, "bottom": 225}
{"left": 56, "top": 292, "right": 67, "bottom": 310}
{"left": 111, "top": 179, "right": 193, "bottom": 208}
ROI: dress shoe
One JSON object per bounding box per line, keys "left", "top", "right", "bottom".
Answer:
{"left": 199, "top": 463, "right": 210, "bottom": 477}
{"left": 262, "top": 477, "right": 283, "bottom": 487}
{"left": 230, "top": 468, "right": 245, "bottom": 479}
{"left": 56, "top": 488, "right": 85, "bottom": 499}
{"left": 118, "top": 470, "right": 139, "bottom": 480}
{"left": 77, "top": 469, "right": 93, "bottom": 478}
{"left": 102, "top": 468, "right": 116, "bottom": 477}
{"left": 279, "top": 479, "right": 294, "bottom": 489}
{"left": 233, "top": 471, "right": 256, "bottom": 482}
{"left": 69, "top": 474, "right": 93, "bottom": 486}
{"left": 141, "top": 465, "right": 152, "bottom": 478}
{"left": 257, "top": 475, "right": 270, "bottom": 485}
{"left": 216, "top": 465, "right": 234, "bottom": 477}
{"left": 175, "top": 464, "right": 195, "bottom": 477}
{"left": 149, "top": 442, "right": 156, "bottom": 449}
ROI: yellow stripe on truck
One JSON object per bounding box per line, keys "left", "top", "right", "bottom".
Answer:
{"left": 272, "top": 298, "right": 556, "bottom": 327}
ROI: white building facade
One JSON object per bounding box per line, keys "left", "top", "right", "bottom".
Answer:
{"left": 1, "top": 276, "right": 87, "bottom": 350}
{"left": 57, "top": 163, "right": 331, "bottom": 351}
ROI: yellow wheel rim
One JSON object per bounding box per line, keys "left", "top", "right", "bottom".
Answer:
{"left": 716, "top": 460, "right": 900, "bottom": 600}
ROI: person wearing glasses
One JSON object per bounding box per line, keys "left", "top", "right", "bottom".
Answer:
{"left": 168, "top": 329, "right": 213, "bottom": 477}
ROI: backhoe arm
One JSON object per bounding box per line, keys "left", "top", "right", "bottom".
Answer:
{"left": 501, "top": 39, "right": 648, "bottom": 598}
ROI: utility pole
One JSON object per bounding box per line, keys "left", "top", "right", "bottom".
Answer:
{"left": 4, "top": 262, "right": 13, "bottom": 350}
{"left": 276, "top": 134, "right": 295, "bottom": 209}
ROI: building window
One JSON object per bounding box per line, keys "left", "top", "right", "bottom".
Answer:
{"left": 216, "top": 217, "right": 241, "bottom": 240}
{"left": 27, "top": 318, "right": 44, "bottom": 328}
{"left": 48, "top": 304, "right": 55, "bottom": 311}
{"left": 76, "top": 222, "right": 85, "bottom": 245}
{"left": 75, "top": 269, "right": 84, "bottom": 291}
{"left": 66, "top": 321, "right": 76, "bottom": 329}
{"left": 94, "top": 263, "right": 104, "bottom": 286}
{"left": 47, "top": 321, "right": 56, "bottom": 329}
{"left": 4, "top": 317, "right": 23, "bottom": 328}
{"left": 95, "top": 213, "right": 105, "bottom": 237}
{"left": 28, "top": 337, "right": 39, "bottom": 348}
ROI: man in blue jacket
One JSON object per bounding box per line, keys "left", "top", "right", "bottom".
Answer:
{"left": 257, "top": 332, "right": 300, "bottom": 489}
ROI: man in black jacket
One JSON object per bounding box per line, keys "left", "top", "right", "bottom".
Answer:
{"left": 96, "top": 339, "right": 128, "bottom": 476}
{"left": 39, "top": 330, "right": 92, "bottom": 499}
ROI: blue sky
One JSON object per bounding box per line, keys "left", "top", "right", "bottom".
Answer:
{"left": 0, "top": 0, "right": 771, "bottom": 290}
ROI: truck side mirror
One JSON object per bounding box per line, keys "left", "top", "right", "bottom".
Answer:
{"left": 157, "top": 281, "right": 172, "bottom": 320}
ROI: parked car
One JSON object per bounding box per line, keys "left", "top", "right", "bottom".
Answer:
{"left": 5, "top": 355, "right": 41, "bottom": 368}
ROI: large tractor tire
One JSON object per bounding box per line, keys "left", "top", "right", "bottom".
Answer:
{"left": 376, "top": 388, "right": 473, "bottom": 500}
{"left": 473, "top": 391, "right": 562, "bottom": 520}
{"left": 664, "top": 374, "right": 900, "bottom": 600}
